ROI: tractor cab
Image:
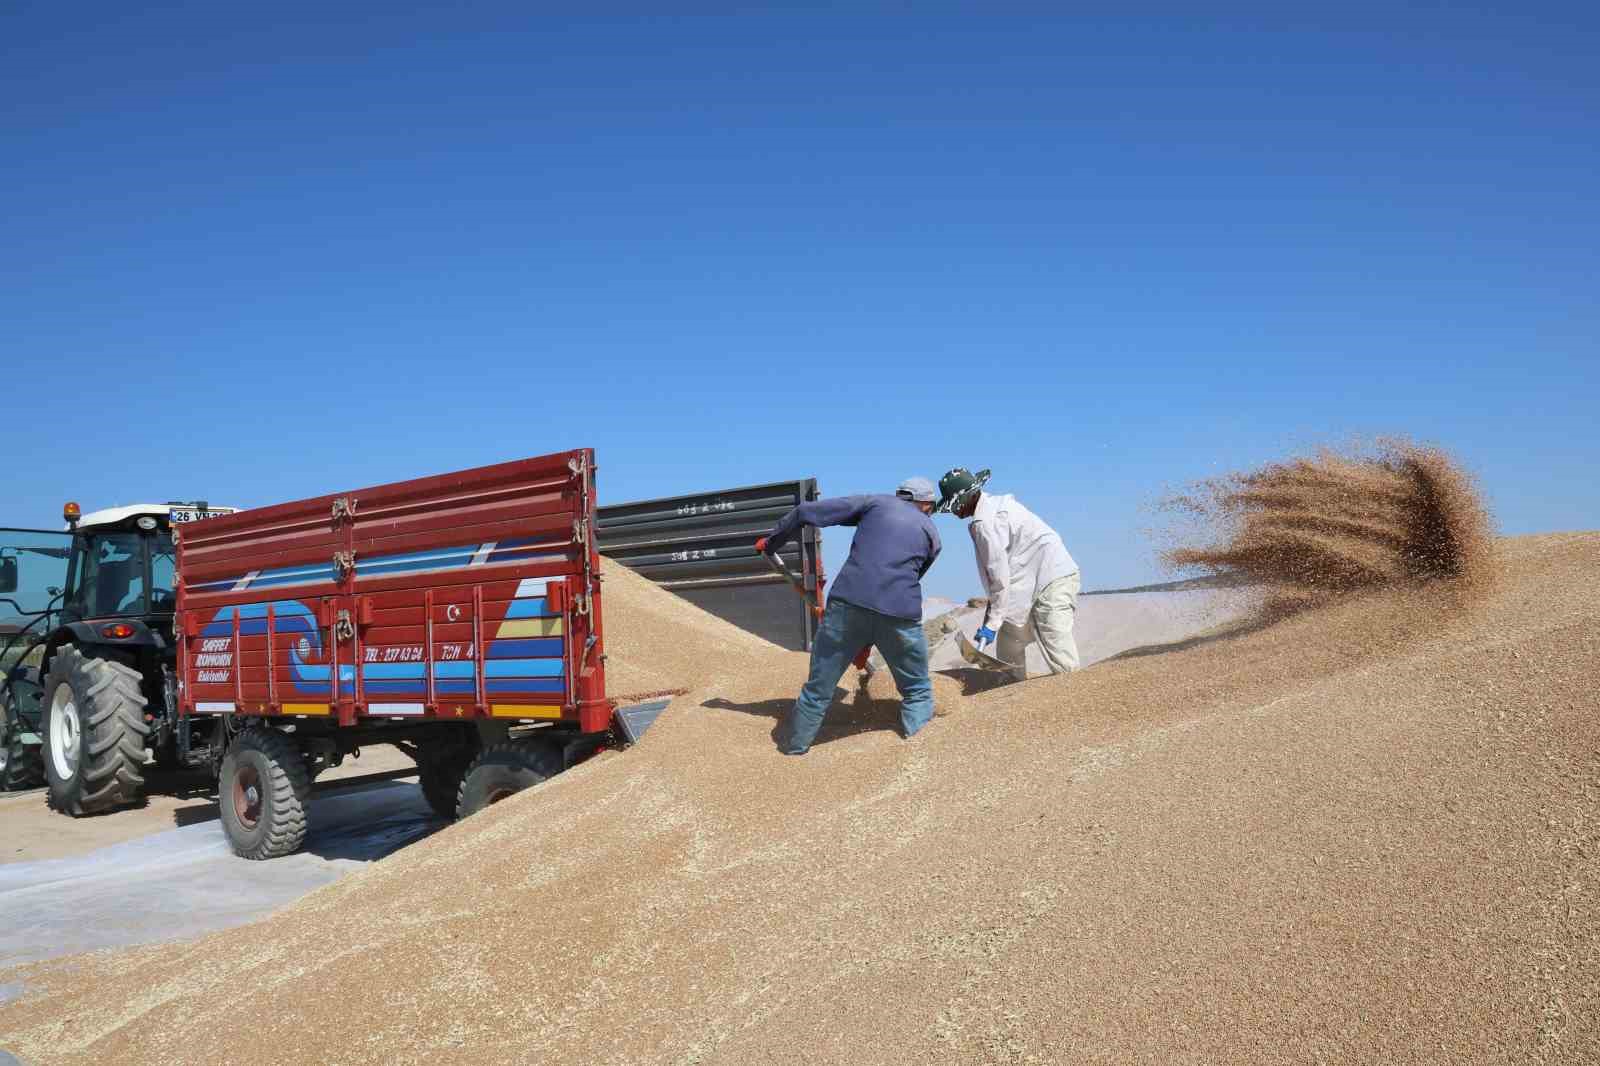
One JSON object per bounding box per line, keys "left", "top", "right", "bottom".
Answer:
{"left": 62, "top": 504, "right": 179, "bottom": 624}
{"left": 60, "top": 501, "right": 234, "bottom": 622}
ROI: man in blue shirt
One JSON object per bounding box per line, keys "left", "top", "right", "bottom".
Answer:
{"left": 757, "top": 477, "right": 942, "bottom": 754}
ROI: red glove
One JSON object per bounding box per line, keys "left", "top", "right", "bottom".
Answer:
{"left": 755, "top": 537, "right": 769, "bottom": 554}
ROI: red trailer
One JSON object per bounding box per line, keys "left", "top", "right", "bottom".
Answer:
{"left": 174, "top": 448, "right": 617, "bottom": 859}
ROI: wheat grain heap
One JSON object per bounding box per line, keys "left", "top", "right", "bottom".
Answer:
{"left": 2, "top": 446, "right": 1596, "bottom": 1065}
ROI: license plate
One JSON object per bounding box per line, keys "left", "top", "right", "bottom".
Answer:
{"left": 168, "top": 508, "right": 234, "bottom": 524}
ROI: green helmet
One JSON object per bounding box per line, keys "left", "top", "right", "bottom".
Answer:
{"left": 935, "top": 467, "right": 991, "bottom": 514}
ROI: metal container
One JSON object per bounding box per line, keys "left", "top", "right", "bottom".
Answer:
{"left": 595, "top": 479, "right": 823, "bottom": 650}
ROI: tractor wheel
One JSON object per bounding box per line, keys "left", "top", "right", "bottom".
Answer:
{"left": 417, "top": 744, "right": 476, "bottom": 820}
{"left": 455, "top": 739, "right": 564, "bottom": 819}
{"left": 43, "top": 646, "right": 149, "bottom": 814}
{"left": 1, "top": 733, "right": 45, "bottom": 792}
{"left": 218, "top": 727, "right": 311, "bottom": 860}
{"left": 1, "top": 688, "right": 44, "bottom": 791}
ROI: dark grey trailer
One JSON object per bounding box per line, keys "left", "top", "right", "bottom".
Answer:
{"left": 595, "top": 479, "right": 823, "bottom": 651}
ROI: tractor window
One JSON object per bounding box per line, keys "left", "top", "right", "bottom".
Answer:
{"left": 0, "top": 528, "right": 72, "bottom": 666}
{"left": 0, "top": 531, "right": 70, "bottom": 614}
{"left": 150, "top": 534, "right": 177, "bottom": 613}
{"left": 74, "top": 533, "right": 146, "bottom": 617}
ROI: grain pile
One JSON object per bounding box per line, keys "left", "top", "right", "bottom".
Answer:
{"left": 597, "top": 558, "right": 777, "bottom": 701}
{"left": 859, "top": 659, "right": 968, "bottom": 714}
{"left": 1163, "top": 439, "right": 1495, "bottom": 610}
{"left": 3, "top": 526, "right": 1598, "bottom": 1063}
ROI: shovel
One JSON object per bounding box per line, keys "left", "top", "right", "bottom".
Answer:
{"left": 956, "top": 627, "right": 1014, "bottom": 674}
{"left": 758, "top": 540, "right": 872, "bottom": 671}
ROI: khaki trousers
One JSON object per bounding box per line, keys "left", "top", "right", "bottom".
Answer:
{"left": 996, "top": 572, "right": 1081, "bottom": 681}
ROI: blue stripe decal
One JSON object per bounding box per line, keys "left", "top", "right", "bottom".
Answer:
{"left": 487, "top": 638, "right": 564, "bottom": 658}
{"left": 203, "top": 607, "right": 560, "bottom": 639}
{"left": 196, "top": 536, "right": 574, "bottom": 592}
{"left": 191, "top": 565, "right": 335, "bottom": 593}
{"left": 355, "top": 545, "right": 481, "bottom": 577}
{"left": 439, "top": 659, "right": 564, "bottom": 679}
{"left": 486, "top": 541, "right": 566, "bottom": 565}
{"left": 291, "top": 665, "right": 359, "bottom": 683}
{"left": 359, "top": 663, "right": 425, "bottom": 680}
{"left": 504, "top": 597, "right": 556, "bottom": 619}
{"left": 202, "top": 601, "right": 318, "bottom": 638}
{"left": 203, "top": 616, "right": 317, "bottom": 638}
{"left": 358, "top": 659, "right": 564, "bottom": 680}
{"left": 289, "top": 681, "right": 356, "bottom": 696}
{"left": 248, "top": 567, "right": 336, "bottom": 589}
{"left": 361, "top": 679, "right": 565, "bottom": 695}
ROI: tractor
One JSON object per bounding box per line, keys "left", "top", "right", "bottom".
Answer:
{"left": 0, "top": 502, "right": 233, "bottom": 808}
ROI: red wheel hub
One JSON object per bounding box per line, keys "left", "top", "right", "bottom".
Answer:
{"left": 233, "top": 766, "right": 263, "bottom": 828}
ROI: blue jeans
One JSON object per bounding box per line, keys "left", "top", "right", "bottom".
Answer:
{"left": 776, "top": 598, "right": 934, "bottom": 754}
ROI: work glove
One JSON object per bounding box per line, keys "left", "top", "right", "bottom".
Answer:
{"left": 755, "top": 537, "right": 770, "bottom": 554}
{"left": 973, "top": 625, "right": 996, "bottom": 652}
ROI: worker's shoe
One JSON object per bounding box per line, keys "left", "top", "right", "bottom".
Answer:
{"left": 770, "top": 724, "right": 808, "bottom": 756}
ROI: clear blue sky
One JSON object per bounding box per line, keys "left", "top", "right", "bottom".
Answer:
{"left": 6, "top": 3, "right": 1596, "bottom": 599}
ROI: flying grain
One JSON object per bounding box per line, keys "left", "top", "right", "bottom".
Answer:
{"left": 1163, "top": 439, "right": 1495, "bottom": 607}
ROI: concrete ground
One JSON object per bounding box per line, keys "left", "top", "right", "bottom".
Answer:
{"left": 1, "top": 744, "right": 419, "bottom": 865}
{"left": 0, "top": 746, "right": 440, "bottom": 968}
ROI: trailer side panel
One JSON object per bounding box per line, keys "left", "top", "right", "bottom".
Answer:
{"left": 174, "top": 449, "right": 608, "bottom": 733}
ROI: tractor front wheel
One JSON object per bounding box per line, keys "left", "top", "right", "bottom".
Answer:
{"left": 42, "top": 646, "right": 149, "bottom": 814}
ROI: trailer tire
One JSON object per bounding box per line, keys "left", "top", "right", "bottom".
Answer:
{"left": 456, "top": 740, "right": 564, "bottom": 819}
{"left": 219, "top": 727, "right": 311, "bottom": 860}
{"left": 417, "top": 746, "right": 476, "bottom": 820}
{"left": 43, "top": 646, "right": 149, "bottom": 814}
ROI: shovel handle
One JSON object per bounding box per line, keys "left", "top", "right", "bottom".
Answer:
{"left": 760, "top": 544, "right": 823, "bottom": 620}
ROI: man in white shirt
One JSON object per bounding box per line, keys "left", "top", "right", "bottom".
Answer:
{"left": 936, "top": 467, "right": 1080, "bottom": 681}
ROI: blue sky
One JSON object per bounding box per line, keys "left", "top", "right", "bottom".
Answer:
{"left": 5, "top": 3, "right": 1596, "bottom": 599}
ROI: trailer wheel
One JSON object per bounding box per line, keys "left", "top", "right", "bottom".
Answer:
{"left": 456, "top": 740, "right": 564, "bottom": 819}
{"left": 417, "top": 746, "right": 476, "bottom": 820}
{"left": 43, "top": 646, "right": 150, "bottom": 814}
{"left": 219, "top": 727, "right": 311, "bottom": 860}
